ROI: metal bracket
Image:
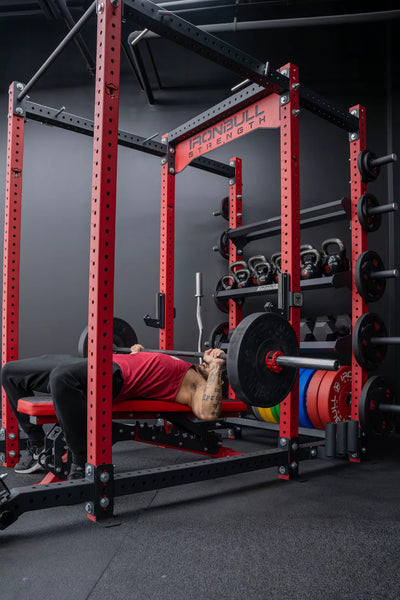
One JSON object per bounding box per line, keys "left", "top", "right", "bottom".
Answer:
{"left": 85, "top": 463, "right": 115, "bottom": 520}
{"left": 144, "top": 292, "right": 172, "bottom": 328}
{"left": 277, "top": 273, "right": 303, "bottom": 320}
{"left": 279, "top": 67, "right": 290, "bottom": 107}
{"left": 348, "top": 108, "right": 359, "bottom": 141}
{"left": 290, "top": 291, "right": 303, "bottom": 308}
{"left": 12, "top": 82, "right": 27, "bottom": 117}
{"left": 278, "top": 436, "right": 299, "bottom": 477}
{"left": 167, "top": 144, "right": 176, "bottom": 175}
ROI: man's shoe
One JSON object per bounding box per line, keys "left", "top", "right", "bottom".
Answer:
{"left": 68, "top": 463, "right": 85, "bottom": 480}
{"left": 14, "top": 442, "right": 44, "bottom": 474}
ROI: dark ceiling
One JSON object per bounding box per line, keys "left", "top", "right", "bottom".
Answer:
{"left": 1, "top": 0, "right": 399, "bottom": 102}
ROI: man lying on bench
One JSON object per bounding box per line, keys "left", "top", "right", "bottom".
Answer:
{"left": 1, "top": 345, "right": 225, "bottom": 479}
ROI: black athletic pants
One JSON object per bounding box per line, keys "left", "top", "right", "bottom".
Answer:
{"left": 1, "top": 355, "right": 124, "bottom": 464}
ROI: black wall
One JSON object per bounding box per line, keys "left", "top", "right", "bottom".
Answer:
{"left": 0, "top": 12, "right": 399, "bottom": 385}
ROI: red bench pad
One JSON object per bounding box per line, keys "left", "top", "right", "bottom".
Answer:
{"left": 17, "top": 396, "right": 247, "bottom": 419}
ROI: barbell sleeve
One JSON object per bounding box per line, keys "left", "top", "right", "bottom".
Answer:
{"left": 274, "top": 355, "right": 339, "bottom": 371}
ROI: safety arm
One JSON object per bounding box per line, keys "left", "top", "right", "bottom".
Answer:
{"left": 192, "top": 364, "right": 223, "bottom": 421}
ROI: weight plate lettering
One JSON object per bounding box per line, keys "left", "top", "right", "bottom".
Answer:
{"left": 317, "top": 367, "right": 352, "bottom": 425}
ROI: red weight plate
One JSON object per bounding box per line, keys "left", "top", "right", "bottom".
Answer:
{"left": 306, "top": 370, "right": 327, "bottom": 429}
{"left": 317, "top": 367, "right": 352, "bottom": 426}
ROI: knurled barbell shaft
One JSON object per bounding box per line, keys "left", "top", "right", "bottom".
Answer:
{"left": 115, "top": 347, "right": 339, "bottom": 371}
{"left": 369, "top": 153, "right": 397, "bottom": 168}
{"left": 370, "top": 269, "right": 399, "bottom": 280}
{"left": 368, "top": 202, "right": 398, "bottom": 216}
{"left": 370, "top": 337, "right": 400, "bottom": 345}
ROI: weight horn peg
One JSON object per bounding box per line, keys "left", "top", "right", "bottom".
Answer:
{"left": 352, "top": 313, "right": 400, "bottom": 371}
{"left": 357, "top": 193, "right": 398, "bottom": 233}
{"left": 354, "top": 251, "right": 399, "bottom": 303}
{"left": 357, "top": 150, "right": 397, "bottom": 183}
{"left": 358, "top": 375, "right": 398, "bottom": 436}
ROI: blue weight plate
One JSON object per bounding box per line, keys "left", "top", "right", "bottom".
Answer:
{"left": 299, "top": 369, "right": 316, "bottom": 429}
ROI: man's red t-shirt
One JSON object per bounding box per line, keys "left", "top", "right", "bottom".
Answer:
{"left": 112, "top": 352, "right": 193, "bottom": 403}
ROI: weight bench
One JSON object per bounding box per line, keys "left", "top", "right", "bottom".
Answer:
{"left": 17, "top": 396, "right": 248, "bottom": 482}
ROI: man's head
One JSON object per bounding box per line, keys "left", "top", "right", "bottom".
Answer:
{"left": 195, "top": 362, "right": 210, "bottom": 381}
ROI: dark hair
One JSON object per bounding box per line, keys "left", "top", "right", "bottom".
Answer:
{"left": 194, "top": 364, "right": 209, "bottom": 381}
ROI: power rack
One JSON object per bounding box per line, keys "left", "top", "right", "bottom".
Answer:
{"left": 0, "top": 0, "right": 394, "bottom": 529}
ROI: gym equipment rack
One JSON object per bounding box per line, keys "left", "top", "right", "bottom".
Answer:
{"left": 0, "top": 0, "right": 394, "bottom": 527}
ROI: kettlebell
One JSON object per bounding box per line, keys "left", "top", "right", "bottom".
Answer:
{"left": 221, "top": 274, "right": 236, "bottom": 290}
{"left": 229, "top": 261, "right": 251, "bottom": 288}
{"left": 270, "top": 252, "right": 282, "bottom": 283}
{"left": 248, "top": 255, "right": 273, "bottom": 286}
{"left": 300, "top": 248, "right": 322, "bottom": 279}
{"left": 321, "top": 238, "right": 348, "bottom": 276}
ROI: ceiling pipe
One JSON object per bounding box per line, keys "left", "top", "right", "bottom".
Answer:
{"left": 130, "top": 9, "right": 400, "bottom": 41}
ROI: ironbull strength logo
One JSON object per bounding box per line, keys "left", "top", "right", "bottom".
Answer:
{"left": 187, "top": 104, "right": 266, "bottom": 159}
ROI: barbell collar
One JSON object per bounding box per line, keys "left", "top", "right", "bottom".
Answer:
{"left": 368, "top": 202, "right": 398, "bottom": 216}
{"left": 369, "top": 153, "right": 397, "bottom": 169}
{"left": 275, "top": 355, "right": 339, "bottom": 371}
{"left": 370, "top": 337, "right": 400, "bottom": 345}
{"left": 370, "top": 269, "right": 399, "bottom": 280}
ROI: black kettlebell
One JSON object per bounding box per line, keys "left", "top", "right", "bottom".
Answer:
{"left": 270, "top": 252, "right": 281, "bottom": 283}
{"left": 300, "top": 248, "right": 322, "bottom": 279}
{"left": 321, "top": 238, "right": 348, "bottom": 276}
{"left": 248, "top": 255, "right": 273, "bottom": 286}
{"left": 221, "top": 274, "right": 236, "bottom": 290}
{"left": 229, "top": 261, "right": 251, "bottom": 288}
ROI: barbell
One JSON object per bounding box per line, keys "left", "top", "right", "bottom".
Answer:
{"left": 78, "top": 313, "right": 339, "bottom": 408}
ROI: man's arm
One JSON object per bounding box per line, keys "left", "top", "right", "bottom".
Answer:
{"left": 190, "top": 350, "right": 225, "bottom": 421}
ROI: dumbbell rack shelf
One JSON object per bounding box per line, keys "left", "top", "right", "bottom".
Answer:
{"left": 215, "top": 271, "right": 352, "bottom": 301}
{"left": 228, "top": 197, "right": 351, "bottom": 247}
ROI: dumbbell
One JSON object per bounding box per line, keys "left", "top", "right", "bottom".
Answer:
{"left": 300, "top": 317, "right": 315, "bottom": 342}
{"left": 334, "top": 314, "right": 352, "bottom": 337}
{"left": 313, "top": 315, "right": 337, "bottom": 342}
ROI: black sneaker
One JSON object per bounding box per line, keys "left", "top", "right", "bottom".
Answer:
{"left": 14, "top": 442, "right": 44, "bottom": 474}
{"left": 68, "top": 463, "right": 85, "bottom": 480}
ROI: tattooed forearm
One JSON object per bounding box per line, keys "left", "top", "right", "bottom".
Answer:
{"left": 201, "top": 364, "right": 223, "bottom": 418}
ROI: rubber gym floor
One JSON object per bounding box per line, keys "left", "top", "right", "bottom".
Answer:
{"left": 1, "top": 425, "right": 399, "bottom": 600}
